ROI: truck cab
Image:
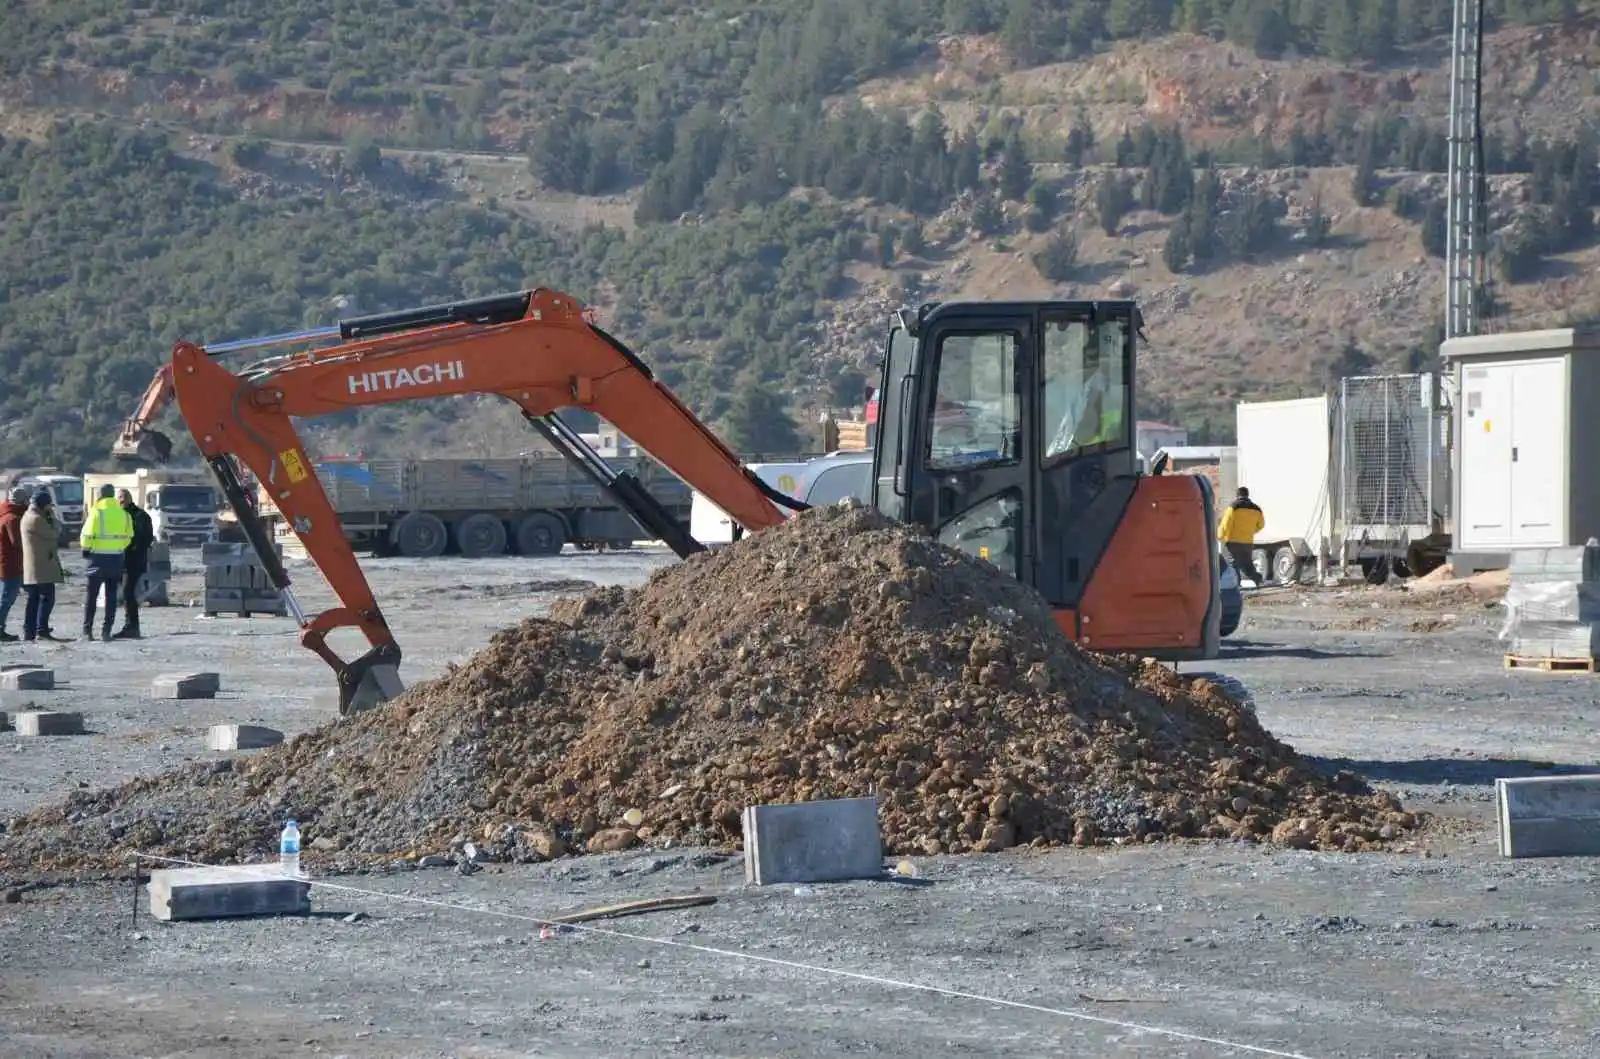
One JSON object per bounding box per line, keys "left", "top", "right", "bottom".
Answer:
{"left": 145, "top": 481, "right": 221, "bottom": 546}
{"left": 10, "top": 473, "right": 84, "bottom": 544}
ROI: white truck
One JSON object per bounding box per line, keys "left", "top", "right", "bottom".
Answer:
{"left": 1235, "top": 375, "right": 1450, "bottom": 584}
{"left": 82, "top": 468, "right": 220, "bottom": 547}
{"left": 4, "top": 471, "right": 85, "bottom": 544}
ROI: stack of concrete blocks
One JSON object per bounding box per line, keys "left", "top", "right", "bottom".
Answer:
{"left": 136, "top": 542, "right": 173, "bottom": 608}
{"left": 201, "top": 541, "right": 287, "bottom": 618}
{"left": 1501, "top": 541, "right": 1600, "bottom": 666}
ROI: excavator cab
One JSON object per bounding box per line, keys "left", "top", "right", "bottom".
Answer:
{"left": 870, "top": 300, "right": 1221, "bottom": 660}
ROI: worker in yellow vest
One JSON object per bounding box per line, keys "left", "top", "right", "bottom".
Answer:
{"left": 79, "top": 483, "right": 134, "bottom": 641}
{"left": 1218, "top": 486, "right": 1266, "bottom": 586}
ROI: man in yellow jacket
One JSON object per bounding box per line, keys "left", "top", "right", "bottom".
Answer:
{"left": 80, "top": 483, "right": 134, "bottom": 641}
{"left": 1218, "top": 486, "right": 1266, "bottom": 586}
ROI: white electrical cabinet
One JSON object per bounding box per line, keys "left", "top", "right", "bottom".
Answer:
{"left": 1443, "top": 326, "right": 1600, "bottom": 553}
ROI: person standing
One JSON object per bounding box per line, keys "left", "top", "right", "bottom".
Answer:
{"left": 79, "top": 483, "right": 134, "bottom": 642}
{"left": 0, "top": 485, "right": 28, "bottom": 642}
{"left": 1218, "top": 486, "right": 1267, "bottom": 586}
{"left": 112, "top": 488, "right": 154, "bottom": 640}
{"left": 21, "top": 490, "right": 68, "bottom": 642}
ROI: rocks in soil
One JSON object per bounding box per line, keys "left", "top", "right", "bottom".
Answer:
{"left": 0, "top": 502, "right": 1423, "bottom": 877}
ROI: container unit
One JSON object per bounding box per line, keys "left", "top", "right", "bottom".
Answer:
{"left": 1442, "top": 325, "right": 1600, "bottom": 570}
{"left": 259, "top": 454, "right": 695, "bottom": 559}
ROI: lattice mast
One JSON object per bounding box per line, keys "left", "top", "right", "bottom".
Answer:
{"left": 1444, "top": 0, "right": 1488, "bottom": 340}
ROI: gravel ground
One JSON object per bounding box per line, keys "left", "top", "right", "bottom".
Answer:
{"left": 2, "top": 556, "right": 1598, "bottom": 1058}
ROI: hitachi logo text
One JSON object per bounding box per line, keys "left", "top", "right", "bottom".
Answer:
{"left": 348, "top": 360, "right": 466, "bottom": 395}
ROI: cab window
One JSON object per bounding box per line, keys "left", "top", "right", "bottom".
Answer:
{"left": 927, "top": 331, "right": 1021, "bottom": 470}
{"left": 1041, "top": 316, "right": 1131, "bottom": 460}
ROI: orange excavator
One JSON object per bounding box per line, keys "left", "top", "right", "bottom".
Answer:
{"left": 168, "top": 288, "right": 1221, "bottom": 714}
{"left": 111, "top": 366, "right": 178, "bottom": 466}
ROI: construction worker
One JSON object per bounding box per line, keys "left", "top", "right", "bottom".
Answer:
{"left": 1218, "top": 486, "right": 1266, "bottom": 586}
{"left": 21, "top": 490, "right": 67, "bottom": 642}
{"left": 0, "top": 485, "right": 27, "bottom": 642}
{"left": 112, "top": 488, "right": 154, "bottom": 640}
{"left": 80, "top": 483, "right": 134, "bottom": 642}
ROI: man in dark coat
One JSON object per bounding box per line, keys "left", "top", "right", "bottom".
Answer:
{"left": 112, "top": 488, "right": 155, "bottom": 640}
{"left": 0, "top": 484, "right": 27, "bottom": 641}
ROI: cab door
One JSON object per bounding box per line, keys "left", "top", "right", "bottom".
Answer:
{"left": 1031, "top": 306, "right": 1142, "bottom": 615}
{"left": 900, "top": 313, "right": 1036, "bottom": 584}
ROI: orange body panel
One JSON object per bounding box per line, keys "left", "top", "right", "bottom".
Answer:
{"left": 1055, "top": 475, "right": 1215, "bottom": 652}
{"left": 169, "top": 288, "right": 789, "bottom": 687}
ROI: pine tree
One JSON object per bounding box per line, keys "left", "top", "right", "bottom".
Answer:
{"left": 998, "top": 131, "right": 1032, "bottom": 201}
{"left": 1097, "top": 173, "right": 1134, "bottom": 235}
{"left": 1033, "top": 227, "right": 1079, "bottom": 281}
{"left": 1163, "top": 213, "right": 1193, "bottom": 272}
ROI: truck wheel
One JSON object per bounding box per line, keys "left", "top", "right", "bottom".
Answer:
{"left": 454, "top": 513, "right": 507, "bottom": 558}
{"left": 1271, "top": 548, "right": 1301, "bottom": 585}
{"left": 392, "top": 511, "right": 447, "bottom": 558}
{"left": 515, "top": 512, "right": 567, "bottom": 557}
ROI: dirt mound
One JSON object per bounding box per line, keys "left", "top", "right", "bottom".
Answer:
{"left": 0, "top": 503, "right": 1422, "bottom": 878}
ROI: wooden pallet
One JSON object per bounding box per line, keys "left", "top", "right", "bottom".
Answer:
{"left": 1504, "top": 655, "right": 1598, "bottom": 673}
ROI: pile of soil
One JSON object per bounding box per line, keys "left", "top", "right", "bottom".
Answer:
{"left": 0, "top": 503, "right": 1422, "bottom": 877}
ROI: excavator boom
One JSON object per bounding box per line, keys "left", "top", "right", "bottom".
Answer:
{"left": 169, "top": 288, "right": 802, "bottom": 714}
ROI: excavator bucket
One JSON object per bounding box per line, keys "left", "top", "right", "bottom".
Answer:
{"left": 342, "top": 663, "right": 405, "bottom": 716}
{"left": 110, "top": 428, "right": 174, "bottom": 466}
{"left": 336, "top": 646, "right": 406, "bottom": 716}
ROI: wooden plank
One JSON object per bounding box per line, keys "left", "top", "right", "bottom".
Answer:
{"left": 550, "top": 894, "right": 717, "bottom": 925}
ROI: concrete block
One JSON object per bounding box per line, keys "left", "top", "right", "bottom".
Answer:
{"left": 207, "top": 724, "right": 283, "bottom": 751}
{"left": 0, "top": 667, "right": 54, "bottom": 691}
{"left": 742, "top": 796, "right": 882, "bottom": 886}
{"left": 152, "top": 672, "right": 221, "bottom": 699}
{"left": 1497, "top": 774, "right": 1600, "bottom": 858}
{"left": 146, "top": 864, "right": 310, "bottom": 921}
{"left": 16, "top": 711, "right": 83, "bottom": 736}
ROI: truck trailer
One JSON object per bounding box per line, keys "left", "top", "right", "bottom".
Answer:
{"left": 1235, "top": 374, "right": 1450, "bottom": 584}
{"left": 255, "top": 454, "right": 694, "bottom": 557}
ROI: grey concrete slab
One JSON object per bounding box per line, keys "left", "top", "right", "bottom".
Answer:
{"left": 15, "top": 712, "right": 84, "bottom": 737}
{"left": 0, "top": 667, "right": 54, "bottom": 691}
{"left": 146, "top": 864, "right": 310, "bottom": 922}
{"left": 152, "top": 672, "right": 220, "bottom": 699}
{"left": 1496, "top": 774, "right": 1600, "bottom": 857}
{"left": 742, "top": 796, "right": 882, "bottom": 886}
{"left": 206, "top": 724, "right": 284, "bottom": 751}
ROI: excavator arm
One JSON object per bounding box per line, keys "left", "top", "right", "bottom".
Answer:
{"left": 169, "top": 288, "right": 803, "bottom": 715}
{"left": 111, "top": 365, "right": 177, "bottom": 465}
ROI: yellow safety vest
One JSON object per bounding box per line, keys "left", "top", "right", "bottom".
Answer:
{"left": 80, "top": 498, "right": 134, "bottom": 554}
{"left": 1084, "top": 405, "right": 1125, "bottom": 447}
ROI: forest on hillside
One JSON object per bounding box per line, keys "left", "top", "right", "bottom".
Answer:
{"left": 0, "top": 0, "right": 1594, "bottom": 469}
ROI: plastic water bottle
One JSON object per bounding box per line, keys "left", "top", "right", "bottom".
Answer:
{"left": 279, "top": 819, "right": 301, "bottom": 877}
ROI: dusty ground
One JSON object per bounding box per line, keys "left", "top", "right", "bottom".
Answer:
{"left": 2, "top": 553, "right": 1597, "bottom": 1058}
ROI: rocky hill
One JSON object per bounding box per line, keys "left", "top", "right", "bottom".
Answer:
{"left": 0, "top": 1, "right": 1595, "bottom": 465}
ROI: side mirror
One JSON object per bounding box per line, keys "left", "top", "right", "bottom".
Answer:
{"left": 1150, "top": 452, "right": 1169, "bottom": 476}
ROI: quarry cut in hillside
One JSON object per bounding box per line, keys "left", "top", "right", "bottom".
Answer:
{"left": 0, "top": 503, "right": 1423, "bottom": 877}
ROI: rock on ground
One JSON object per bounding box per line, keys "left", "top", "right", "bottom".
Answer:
{"left": 0, "top": 503, "right": 1421, "bottom": 877}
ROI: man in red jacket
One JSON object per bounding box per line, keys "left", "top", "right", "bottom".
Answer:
{"left": 0, "top": 485, "right": 27, "bottom": 642}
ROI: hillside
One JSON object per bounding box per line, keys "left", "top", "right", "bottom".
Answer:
{"left": 0, "top": 0, "right": 1596, "bottom": 468}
